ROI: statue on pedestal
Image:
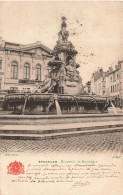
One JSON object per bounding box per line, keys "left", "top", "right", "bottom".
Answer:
{"left": 58, "top": 16, "right": 69, "bottom": 41}
{"left": 66, "top": 59, "right": 80, "bottom": 81}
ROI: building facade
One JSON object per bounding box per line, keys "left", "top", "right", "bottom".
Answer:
{"left": 91, "top": 68, "right": 109, "bottom": 96}
{"left": 90, "top": 61, "right": 123, "bottom": 107}
{"left": 0, "top": 37, "right": 53, "bottom": 92}
{"left": 108, "top": 61, "right": 123, "bottom": 107}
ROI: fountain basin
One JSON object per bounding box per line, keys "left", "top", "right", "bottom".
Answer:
{"left": 2, "top": 93, "right": 110, "bottom": 115}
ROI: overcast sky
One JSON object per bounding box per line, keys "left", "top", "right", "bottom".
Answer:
{"left": 0, "top": 1, "right": 123, "bottom": 84}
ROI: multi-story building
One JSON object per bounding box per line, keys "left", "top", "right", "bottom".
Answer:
{"left": 120, "top": 61, "right": 123, "bottom": 100}
{"left": 91, "top": 61, "right": 123, "bottom": 107}
{"left": 0, "top": 37, "right": 53, "bottom": 92}
{"left": 91, "top": 68, "right": 109, "bottom": 96}
{"left": 108, "top": 61, "right": 123, "bottom": 107}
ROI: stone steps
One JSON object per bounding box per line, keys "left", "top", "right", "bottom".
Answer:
{"left": 0, "top": 121, "right": 123, "bottom": 140}
{"left": 0, "top": 113, "right": 123, "bottom": 125}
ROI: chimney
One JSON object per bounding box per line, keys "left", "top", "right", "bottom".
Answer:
{"left": 98, "top": 67, "right": 103, "bottom": 73}
{"left": 100, "top": 68, "right": 103, "bottom": 73}
{"left": 109, "top": 66, "right": 113, "bottom": 72}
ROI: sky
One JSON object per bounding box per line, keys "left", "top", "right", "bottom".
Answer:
{"left": 0, "top": 1, "right": 123, "bottom": 84}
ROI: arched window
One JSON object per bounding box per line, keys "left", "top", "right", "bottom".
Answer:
{"left": 11, "top": 61, "right": 18, "bottom": 79}
{"left": 35, "top": 64, "right": 41, "bottom": 80}
{"left": 24, "top": 63, "right": 30, "bottom": 79}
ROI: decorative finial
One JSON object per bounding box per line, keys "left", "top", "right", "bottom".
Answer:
{"left": 61, "top": 16, "right": 67, "bottom": 21}
{"left": 61, "top": 16, "right": 67, "bottom": 28}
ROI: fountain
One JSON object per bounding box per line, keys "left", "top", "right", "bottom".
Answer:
{"left": 110, "top": 101, "right": 118, "bottom": 114}
{"left": 2, "top": 17, "right": 111, "bottom": 115}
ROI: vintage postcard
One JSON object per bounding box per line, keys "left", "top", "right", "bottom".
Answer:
{"left": 0, "top": 1, "right": 123, "bottom": 195}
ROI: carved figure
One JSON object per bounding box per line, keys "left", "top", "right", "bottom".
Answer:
{"left": 66, "top": 60, "right": 75, "bottom": 73}
{"left": 58, "top": 17, "right": 69, "bottom": 41}
{"left": 54, "top": 52, "right": 60, "bottom": 60}
{"left": 66, "top": 59, "right": 80, "bottom": 81}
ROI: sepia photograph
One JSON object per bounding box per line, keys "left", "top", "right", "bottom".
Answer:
{"left": 0, "top": 1, "right": 123, "bottom": 195}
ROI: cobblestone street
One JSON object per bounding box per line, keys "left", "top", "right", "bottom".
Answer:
{"left": 0, "top": 131, "right": 123, "bottom": 156}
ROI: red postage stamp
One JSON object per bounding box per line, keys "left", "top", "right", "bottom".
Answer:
{"left": 7, "top": 161, "right": 25, "bottom": 175}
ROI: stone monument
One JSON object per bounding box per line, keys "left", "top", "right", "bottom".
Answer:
{"left": 50, "top": 16, "right": 83, "bottom": 95}
{"left": 2, "top": 17, "right": 111, "bottom": 115}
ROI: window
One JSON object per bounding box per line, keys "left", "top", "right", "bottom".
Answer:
{"left": 111, "top": 77, "right": 112, "bottom": 82}
{"left": 24, "top": 63, "right": 30, "bottom": 79}
{"left": 10, "top": 87, "right": 18, "bottom": 92}
{"left": 117, "top": 74, "right": 119, "bottom": 80}
{"left": 11, "top": 61, "right": 18, "bottom": 79}
{"left": 115, "top": 85, "right": 116, "bottom": 92}
{"left": 0, "top": 57, "right": 2, "bottom": 69}
{"left": 0, "top": 79, "right": 1, "bottom": 89}
{"left": 120, "top": 83, "right": 121, "bottom": 90}
{"left": 113, "top": 85, "right": 114, "bottom": 92}
{"left": 35, "top": 64, "right": 41, "bottom": 80}
{"left": 111, "top": 86, "right": 112, "bottom": 93}
{"left": 102, "top": 82, "right": 105, "bottom": 87}
{"left": 113, "top": 73, "right": 116, "bottom": 82}
{"left": 0, "top": 60, "right": 2, "bottom": 69}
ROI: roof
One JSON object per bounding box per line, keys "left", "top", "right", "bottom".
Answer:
{"left": 21, "top": 42, "right": 52, "bottom": 54}
{"left": 1, "top": 40, "right": 53, "bottom": 55}
{"left": 108, "top": 65, "right": 121, "bottom": 75}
